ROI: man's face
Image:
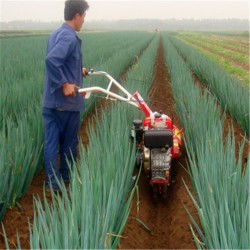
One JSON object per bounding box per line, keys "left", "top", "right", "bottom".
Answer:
{"left": 75, "top": 12, "right": 86, "bottom": 31}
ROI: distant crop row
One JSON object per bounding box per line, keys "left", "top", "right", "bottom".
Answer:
{"left": 177, "top": 32, "right": 249, "bottom": 54}
{"left": 176, "top": 32, "right": 250, "bottom": 84}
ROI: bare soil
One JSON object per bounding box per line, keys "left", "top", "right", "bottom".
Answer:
{"left": 0, "top": 37, "right": 248, "bottom": 250}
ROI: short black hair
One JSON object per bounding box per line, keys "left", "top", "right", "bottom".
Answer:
{"left": 64, "top": 0, "right": 89, "bottom": 21}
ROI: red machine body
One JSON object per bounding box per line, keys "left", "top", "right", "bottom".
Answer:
{"left": 133, "top": 91, "right": 181, "bottom": 157}
{"left": 143, "top": 118, "right": 181, "bottom": 159}
{"left": 132, "top": 91, "right": 182, "bottom": 198}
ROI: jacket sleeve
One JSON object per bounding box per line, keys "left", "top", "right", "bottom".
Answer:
{"left": 45, "top": 34, "right": 74, "bottom": 93}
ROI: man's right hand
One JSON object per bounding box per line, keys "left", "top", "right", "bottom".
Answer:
{"left": 62, "top": 83, "right": 79, "bottom": 97}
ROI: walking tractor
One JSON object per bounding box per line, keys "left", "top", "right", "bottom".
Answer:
{"left": 78, "top": 70, "right": 182, "bottom": 199}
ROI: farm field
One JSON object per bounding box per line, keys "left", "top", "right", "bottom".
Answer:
{"left": 175, "top": 31, "right": 250, "bottom": 84}
{"left": 0, "top": 31, "right": 249, "bottom": 249}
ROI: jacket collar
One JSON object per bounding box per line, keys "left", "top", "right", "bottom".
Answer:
{"left": 62, "top": 23, "right": 77, "bottom": 36}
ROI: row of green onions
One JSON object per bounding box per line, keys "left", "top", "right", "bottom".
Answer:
{"left": 163, "top": 33, "right": 249, "bottom": 249}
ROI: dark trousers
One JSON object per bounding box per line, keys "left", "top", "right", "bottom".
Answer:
{"left": 42, "top": 108, "right": 80, "bottom": 188}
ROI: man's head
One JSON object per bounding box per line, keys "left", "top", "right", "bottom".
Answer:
{"left": 64, "top": 0, "right": 89, "bottom": 31}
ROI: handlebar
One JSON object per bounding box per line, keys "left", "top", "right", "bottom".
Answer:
{"left": 78, "top": 69, "right": 153, "bottom": 116}
{"left": 86, "top": 69, "right": 113, "bottom": 77}
{"left": 86, "top": 68, "right": 94, "bottom": 75}
{"left": 79, "top": 69, "right": 134, "bottom": 103}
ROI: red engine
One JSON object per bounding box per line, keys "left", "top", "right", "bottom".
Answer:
{"left": 143, "top": 114, "right": 181, "bottom": 159}
{"left": 132, "top": 91, "right": 182, "bottom": 200}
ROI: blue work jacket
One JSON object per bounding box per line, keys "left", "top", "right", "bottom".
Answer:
{"left": 43, "top": 23, "right": 85, "bottom": 111}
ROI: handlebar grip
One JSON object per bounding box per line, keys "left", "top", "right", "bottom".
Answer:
{"left": 87, "top": 68, "right": 94, "bottom": 75}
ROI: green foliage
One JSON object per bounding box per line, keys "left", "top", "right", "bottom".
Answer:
{"left": 169, "top": 35, "right": 249, "bottom": 134}
{"left": 30, "top": 103, "right": 139, "bottom": 249}
{"left": 0, "top": 37, "right": 46, "bottom": 220}
{"left": 163, "top": 33, "right": 249, "bottom": 249}
{"left": 175, "top": 32, "right": 249, "bottom": 84}
{"left": 81, "top": 31, "right": 154, "bottom": 120}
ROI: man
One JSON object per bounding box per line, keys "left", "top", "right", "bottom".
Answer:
{"left": 42, "top": 0, "right": 89, "bottom": 191}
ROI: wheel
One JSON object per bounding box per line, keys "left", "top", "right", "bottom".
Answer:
{"left": 135, "top": 151, "right": 143, "bottom": 168}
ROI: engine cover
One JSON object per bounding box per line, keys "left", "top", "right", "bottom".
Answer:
{"left": 144, "top": 129, "right": 173, "bottom": 149}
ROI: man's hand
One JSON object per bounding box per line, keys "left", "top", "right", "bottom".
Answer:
{"left": 62, "top": 83, "right": 79, "bottom": 97}
{"left": 82, "top": 67, "right": 88, "bottom": 78}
